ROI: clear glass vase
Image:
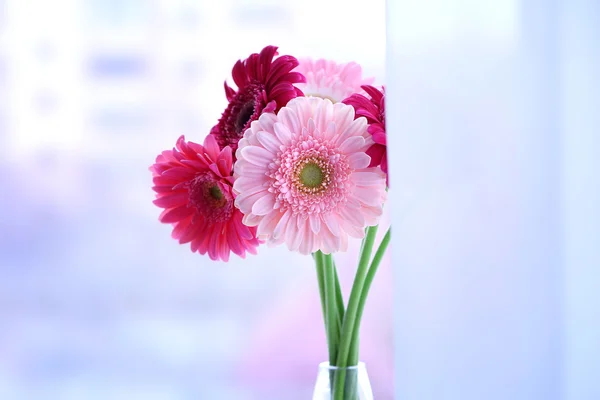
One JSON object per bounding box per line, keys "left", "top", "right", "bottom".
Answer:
{"left": 312, "top": 361, "right": 373, "bottom": 400}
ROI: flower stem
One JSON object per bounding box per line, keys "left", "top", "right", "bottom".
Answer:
{"left": 323, "top": 253, "right": 339, "bottom": 365}
{"left": 348, "top": 227, "right": 391, "bottom": 366}
{"left": 313, "top": 251, "right": 328, "bottom": 340}
{"left": 333, "top": 260, "right": 345, "bottom": 333}
{"left": 333, "top": 225, "right": 379, "bottom": 399}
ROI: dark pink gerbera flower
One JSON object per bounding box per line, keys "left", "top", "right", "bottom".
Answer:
{"left": 342, "top": 85, "right": 387, "bottom": 185}
{"left": 210, "top": 45, "right": 305, "bottom": 153}
{"left": 150, "top": 135, "right": 260, "bottom": 261}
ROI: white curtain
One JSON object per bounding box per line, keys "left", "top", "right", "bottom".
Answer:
{"left": 387, "top": 0, "right": 600, "bottom": 399}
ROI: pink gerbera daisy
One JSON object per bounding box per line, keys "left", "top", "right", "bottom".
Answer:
{"left": 293, "top": 58, "right": 374, "bottom": 103}
{"left": 210, "top": 45, "right": 305, "bottom": 153}
{"left": 343, "top": 85, "right": 387, "bottom": 185}
{"left": 150, "top": 135, "right": 260, "bottom": 261}
{"left": 233, "top": 96, "right": 387, "bottom": 255}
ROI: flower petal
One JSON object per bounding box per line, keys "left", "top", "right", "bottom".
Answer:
{"left": 274, "top": 121, "right": 293, "bottom": 144}
{"left": 339, "top": 136, "right": 366, "bottom": 154}
{"left": 252, "top": 194, "right": 276, "bottom": 216}
{"left": 239, "top": 146, "right": 274, "bottom": 166}
{"left": 256, "top": 130, "right": 282, "bottom": 154}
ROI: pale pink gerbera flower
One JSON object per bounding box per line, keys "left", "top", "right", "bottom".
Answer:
{"left": 150, "top": 135, "right": 260, "bottom": 261}
{"left": 343, "top": 85, "right": 388, "bottom": 185}
{"left": 210, "top": 45, "right": 305, "bottom": 154}
{"left": 293, "top": 58, "right": 374, "bottom": 103}
{"left": 233, "top": 96, "right": 387, "bottom": 254}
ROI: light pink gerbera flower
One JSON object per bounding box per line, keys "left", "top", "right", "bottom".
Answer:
{"left": 210, "top": 45, "right": 305, "bottom": 154}
{"left": 233, "top": 96, "right": 387, "bottom": 255}
{"left": 293, "top": 58, "right": 374, "bottom": 103}
{"left": 150, "top": 135, "right": 260, "bottom": 261}
{"left": 343, "top": 85, "right": 387, "bottom": 185}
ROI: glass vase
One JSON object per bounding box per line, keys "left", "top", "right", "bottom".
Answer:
{"left": 312, "top": 361, "right": 373, "bottom": 400}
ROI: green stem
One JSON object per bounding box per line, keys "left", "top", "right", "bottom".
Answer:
{"left": 348, "top": 227, "right": 391, "bottom": 366}
{"left": 313, "top": 251, "right": 328, "bottom": 344}
{"left": 324, "top": 253, "right": 339, "bottom": 365}
{"left": 333, "top": 260, "right": 345, "bottom": 334}
{"left": 333, "top": 225, "right": 379, "bottom": 400}
{"left": 348, "top": 330, "right": 360, "bottom": 372}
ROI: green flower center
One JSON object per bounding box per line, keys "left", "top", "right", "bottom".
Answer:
{"left": 209, "top": 185, "right": 224, "bottom": 200}
{"left": 299, "top": 162, "right": 324, "bottom": 188}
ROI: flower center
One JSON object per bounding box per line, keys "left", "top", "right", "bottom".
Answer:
{"left": 292, "top": 156, "right": 332, "bottom": 195}
{"left": 209, "top": 185, "right": 224, "bottom": 200}
{"left": 235, "top": 101, "right": 256, "bottom": 134}
{"left": 299, "top": 162, "right": 324, "bottom": 188}
{"left": 267, "top": 136, "right": 351, "bottom": 216}
{"left": 188, "top": 173, "right": 233, "bottom": 222}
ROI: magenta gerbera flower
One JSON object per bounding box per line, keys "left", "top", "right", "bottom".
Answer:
{"left": 233, "top": 97, "right": 387, "bottom": 255}
{"left": 343, "top": 85, "right": 387, "bottom": 184}
{"left": 293, "top": 58, "right": 374, "bottom": 103}
{"left": 150, "top": 135, "right": 260, "bottom": 261}
{"left": 210, "top": 45, "right": 305, "bottom": 153}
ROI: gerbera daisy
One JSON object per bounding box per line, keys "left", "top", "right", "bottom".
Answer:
{"left": 233, "top": 97, "right": 387, "bottom": 255}
{"left": 343, "top": 85, "right": 387, "bottom": 185}
{"left": 293, "top": 58, "right": 374, "bottom": 103}
{"left": 150, "top": 135, "right": 260, "bottom": 261}
{"left": 210, "top": 45, "right": 305, "bottom": 153}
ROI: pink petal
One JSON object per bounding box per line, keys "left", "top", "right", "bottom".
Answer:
{"left": 257, "top": 112, "right": 278, "bottom": 134}
{"left": 234, "top": 215, "right": 255, "bottom": 239}
{"left": 251, "top": 194, "right": 276, "bottom": 216}
{"left": 217, "top": 146, "right": 233, "bottom": 176}
{"left": 178, "top": 219, "right": 204, "bottom": 243}
{"left": 159, "top": 206, "right": 193, "bottom": 223}
{"left": 313, "top": 99, "right": 333, "bottom": 133}
{"left": 319, "top": 223, "right": 340, "bottom": 254}
{"left": 347, "top": 153, "right": 371, "bottom": 169}
{"left": 257, "top": 210, "right": 283, "bottom": 237}
{"left": 351, "top": 171, "right": 383, "bottom": 184}
{"left": 336, "top": 118, "right": 368, "bottom": 146}
{"left": 340, "top": 218, "right": 365, "bottom": 238}
{"left": 256, "top": 131, "right": 282, "bottom": 154}
{"left": 287, "top": 215, "right": 303, "bottom": 252}
{"left": 273, "top": 122, "right": 293, "bottom": 143}
{"left": 332, "top": 102, "right": 355, "bottom": 133}
{"left": 226, "top": 224, "right": 243, "bottom": 256}
{"left": 236, "top": 190, "right": 269, "bottom": 214}
{"left": 203, "top": 134, "right": 221, "bottom": 159}
{"left": 277, "top": 107, "right": 302, "bottom": 135}
{"left": 323, "top": 213, "right": 341, "bottom": 237}
{"left": 153, "top": 192, "right": 188, "bottom": 208}
{"left": 340, "top": 206, "right": 365, "bottom": 229}
{"left": 272, "top": 210, "right": 292, "bottom": 241}
{"left": 233, "top": 176, "right": 268, "bottom": 195}
{"left": 353, "top": 186, "right": 384, "bottom": 207}
{"left": 242, "top": 212, "right": 262, "bottom": 228}
{"left": 338, "top": 136, "right": 366, "bottom": 154}
{"left": 234, "top": 162, "right": 268, "bottom": 179}
{"left": 299, "top": 218, "right": 314, "bottom": 255}
{"left": 239, "top": 146, "right": 273, "bottom": 166}
{"left": 309, "top": 214, "right": 321, "bottom": 234}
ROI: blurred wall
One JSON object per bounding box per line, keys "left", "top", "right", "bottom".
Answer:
{"left": 388, "top": 0, "right": 599, "bottom": 399}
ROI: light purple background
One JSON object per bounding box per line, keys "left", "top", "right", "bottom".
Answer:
{"left": 389, "top": 0, "right": 600, "bottom": 399}
{"left": 0, "top": 0, "right": 391, "bottom": 399}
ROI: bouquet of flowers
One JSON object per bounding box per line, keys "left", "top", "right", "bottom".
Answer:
{"left": 150, "top": 46, "right": 388, "bottom": 399}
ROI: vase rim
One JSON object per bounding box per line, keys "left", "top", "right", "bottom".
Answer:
{"left": 318, "top": 361, "right": 366, "bottom": 371}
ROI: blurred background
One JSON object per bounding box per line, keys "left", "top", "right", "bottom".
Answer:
{"left": 0, "top": 0, "right": 389, "bottom": 399}
{"left": 389, "top": 0, "right": 599, "bottom": 399}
